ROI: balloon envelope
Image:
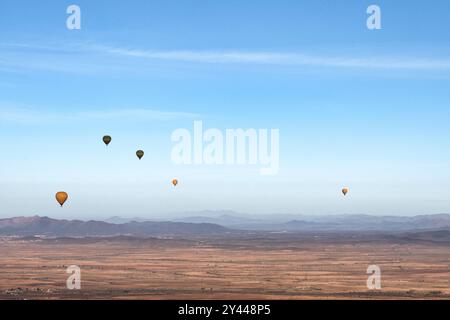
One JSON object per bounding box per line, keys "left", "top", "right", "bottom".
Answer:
{"left": 172, "top": 179, "right": 178, "bottom": 186}
{"left": 136, "top": 150, "right": 144, "bottom": 160}
{"left": 342, "top": 188, "right": 349, "bottom": 196}
{"left": 55, "top": 192, "right": 68, "bottom": 207}
{"left": 103, "top": 135, "right": 112, "bottom": 146}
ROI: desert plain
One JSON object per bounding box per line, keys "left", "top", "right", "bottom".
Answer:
{"left": 0, "top": 233, "right": 449, "bottom": 300}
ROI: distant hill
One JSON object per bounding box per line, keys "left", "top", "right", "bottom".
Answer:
{"left": 280, "top": 214, "right": 450, "bottom": 232}
{"left": 395, "top": 229, "right": 450, "bottom": 243}
{"left": 0, "top": 216, "right": 229, "bottom": 237}
{"left": 159, "top": 212, "right": 450, "bottom": 232}
{"left": 104, "top": 216, "right": 152, "bottom": 224}
{"left": 1, "top": 214, "right": 449, "bottom": 239}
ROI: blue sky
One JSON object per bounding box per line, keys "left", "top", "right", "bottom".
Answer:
{"left": 1, "top": 0, "right": 450, "bottom": 219}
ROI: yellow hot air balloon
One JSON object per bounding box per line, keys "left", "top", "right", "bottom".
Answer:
{"left": 55, "top": 192, "right": 69, "bottom": 207}
{"left": 172, "top": 179, "right": 178, "bottom": 187}
{"left": 342, "top": 187, "right": 349, "bottom": 196}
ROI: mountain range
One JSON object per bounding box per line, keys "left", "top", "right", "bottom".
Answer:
{"left": 106, "top": 212, "right": 450, "bottom": 232}
{"left": 1, "top": 213, "right": 449, "bottom": 238}
{"left": 0, "top": 216, "right": 229, "bottom": 237}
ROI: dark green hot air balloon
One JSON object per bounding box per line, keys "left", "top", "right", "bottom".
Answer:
{"left": 103, "top": 135, "right": 112, "bottom": 146}
{"left": 136, "top": 150, "right": 144, "bottom": 160}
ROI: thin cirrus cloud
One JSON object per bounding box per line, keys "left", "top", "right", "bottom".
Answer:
{"left": 100, "top": 45, "right": 450, "bottom": 70}
{"left": 0, "top": 106, "right": 200, "bottom": 125}
{"left": 1, "top": 42, "right": 450, "bottom": 74}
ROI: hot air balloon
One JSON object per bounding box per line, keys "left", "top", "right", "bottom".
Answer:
{"left": 55, "top": 192, "right": 68, "bottom": 207}
{"left": 342, "top": 187, "right": 349, "bottom": 196}
{"left": 172, "top": 179, "right": 178, "bottom": 187}
{"left": 103, "top": 135, "right": 112, "bottom": 146}
{"left": 136, "top": 150, "right": 144, "bottom": 160}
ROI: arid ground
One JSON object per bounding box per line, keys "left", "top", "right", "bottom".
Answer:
{"left": 0, "top": 234, "right": 449, "bottom": 299}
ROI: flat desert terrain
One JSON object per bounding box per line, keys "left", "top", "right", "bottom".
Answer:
{"left": 0, "top": 234, "right": 449, "bottom": 299}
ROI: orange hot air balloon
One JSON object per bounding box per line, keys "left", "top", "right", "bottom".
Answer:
{"left": 172, "top": 179, "right": 178, "bottom": 187}
{"left": 342, "top": 187, "right": 349, "bottom": 196}
{"left": 55, "top": 192, "right": 69, "bottom": 207}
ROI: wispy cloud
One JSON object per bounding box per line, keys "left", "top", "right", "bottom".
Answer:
{"left": 1, "top": 42, "right": 450, "bottom": 75}
{"left": 78, "top": 109, "right": 199, "bottom": 120}
{"left": 0, "top": 105, "right": 199, "bottom": 125}
{"left": 100, "top": 45, "right": 450, "bottom": 70}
